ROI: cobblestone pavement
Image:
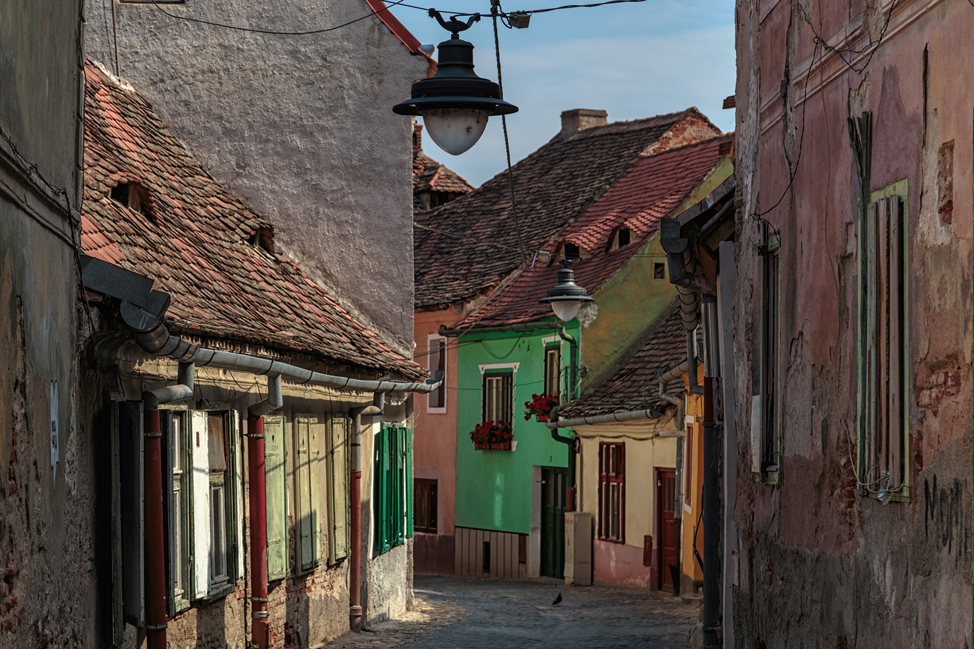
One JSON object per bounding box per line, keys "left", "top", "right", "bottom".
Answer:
{"left": 326, "top": 575, "right": 698, "bottom": 649}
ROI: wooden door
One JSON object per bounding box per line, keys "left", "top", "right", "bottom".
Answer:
{"left": 541, "top": 467, "right": 567, "bottom": 579}
{"left": 657, "top": 468, "right": 677, "bottom": 592}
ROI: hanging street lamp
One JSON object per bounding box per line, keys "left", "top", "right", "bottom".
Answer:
{"left": 393, "top": 12, "right": 518, "bottom": 156}
{"left": 540, "top": 267, "right": 594, "bottom": 322}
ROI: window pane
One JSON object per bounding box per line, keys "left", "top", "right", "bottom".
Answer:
{"left": 208, "top": 414, "right": 227, "bottom": 474}
{"left": 211, "top": 483, "right": 227, "bottom": 581}
{"left": 172, "top": 416, "right": 182, "bottom": 472}
{"left": 174, "top": 493, "right": 183, "bottom": 595}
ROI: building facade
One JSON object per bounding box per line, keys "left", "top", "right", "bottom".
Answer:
{"left": 0, "top": 1, "right": 88, "bottom": 645}
{"left": 733, "top": 0, "right": 972, "bottom": 645}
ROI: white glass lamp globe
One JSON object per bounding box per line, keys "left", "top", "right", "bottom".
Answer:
{"left": 422, "top": 108, "right": 489, "bottom": 156}
{"left": 550, "top": 300, "right": 583, "bottom": 323}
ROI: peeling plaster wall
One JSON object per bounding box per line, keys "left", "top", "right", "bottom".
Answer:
{"left": 733, "top": 0, "right": 973, "bottom": 646}
{"left": 0, "top": 1, "right": 88, "bottom": 645}
{"left": 84, "top": 0, "right": 429, "bottom": 355}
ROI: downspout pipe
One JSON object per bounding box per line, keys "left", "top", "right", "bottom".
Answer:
{"left": 246, "top": 375, "right": 283, "bottom": 649}
{"left": 658, "top": 361, "right": 689, "bottom": 407}
{"left": 129, "top": 322, "right": 442, "bottom": 394}
{"left": 142, "top": 362, "right": 194, "bottom": 649}
{"left": 701, "top": 295, "right": 721, "bottom": 649}
{"left": 348, "top": 392, "right": 385, "bottom": 633}
{"left": 546, "top": 405, "right": 577, "bottom": 512}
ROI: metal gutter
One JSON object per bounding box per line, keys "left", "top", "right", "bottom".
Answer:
{"left": 128, "top": 321, "right": 441, "bottom": 394}
{"left": 546, "top": 406, "right": 666, "bottom": 429}
{"left": 438, "top": 320, "right": 560, "bottom": 337}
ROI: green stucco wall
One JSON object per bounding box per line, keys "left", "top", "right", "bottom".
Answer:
{"left": 454, "top": 327, "right": 576, "bottom": 533}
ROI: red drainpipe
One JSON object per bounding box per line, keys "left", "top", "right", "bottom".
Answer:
{"left": 144, "top": 405, "right": 168, "bottom": 649}
{"left": 247, "top": 414, "right": 270, "bottom": 648}
{"left": 348, "top": 393, "right": 384, "bottom": 632}
{"left": 349, "top": 465, "right": 363, "bottom": 631}
{"left": 247, "top": 375, "right": 282, "bottom": 649}
{"left": 142, "top": 363, "right": 194, "bottom": 649}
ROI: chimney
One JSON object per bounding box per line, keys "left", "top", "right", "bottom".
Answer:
{"left": 413, "top": 122, "right": 424, "bottom": 153}
{"left": 560, "top": 109, "right": 608, "bottom": 136}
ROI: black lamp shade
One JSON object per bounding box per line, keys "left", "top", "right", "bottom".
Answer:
{"left": 393, "top": 36, "right": 517, "bottom": 155}
{"left": 539, "top": 268, "right": 594, "bottom": 322}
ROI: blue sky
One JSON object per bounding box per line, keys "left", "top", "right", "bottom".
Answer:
{"left": 392, "top": 0, "right": 736, "bottom": 186}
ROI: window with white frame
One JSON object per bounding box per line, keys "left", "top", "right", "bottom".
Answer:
{"left": 483, "top": 372, "right": 513, "bottom": 423}
{"left": 427, "top": 335, "right": 447, "bottom": 413}
{"left": 543, "top": 343, "right": 561, "bottom": 399}
{"left": 207, "top": 411, "right": 231, "bottom": 588}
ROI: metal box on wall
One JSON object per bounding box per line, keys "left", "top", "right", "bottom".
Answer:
{"left": 564, "top": 511, "right": 592, "bottom": 586}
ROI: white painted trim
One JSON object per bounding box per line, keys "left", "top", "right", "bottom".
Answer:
{"left": 426, "top": 333, "right": 448, "bottom": 415}
{"left": 478, "top": 362, "right": 520, "bottom": 375}
{"left": 685, "top": 415, "right": 695, "bottom": 425}
{"left": 541, "top": 335, "right": 562, "bottom": 346}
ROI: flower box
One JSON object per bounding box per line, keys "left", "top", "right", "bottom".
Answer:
{"left": 524, "top": 393, "right": 558, "bottom": 421}
{"left": 470, "top": 420, "right": 513, "bottom": 450}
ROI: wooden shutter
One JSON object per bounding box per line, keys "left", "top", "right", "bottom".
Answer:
{"left": 374, "top": 426, "right": 390, "bottom": 554}
{"left": 118, "top": 401, "right": 145, "bottom": 627}
{"left": 328, "top": 417, "right": 350, "bottom": 562}
{"left": 406, "top": 427, "right": 413, "bottom": 539}
{"left": 295, "top": 415, "right": 320, "bottom": 572}
{"left": 109, "top": 403, "right": 125, "bottom": 644}
{"left": 264, "top": 416, "right": 287, "bottom": 580}
{"left": 160, "top": 410, "right": 176, "bottom": 618}
{"left": 190, "top": 410, "right": 210, "bottom": 599}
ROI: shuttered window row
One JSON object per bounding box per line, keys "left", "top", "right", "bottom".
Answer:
{"left": 111, "top": 405, "right": 353, "bottom": 638}
{"left": 374, "top": 424, "right": 413, "bottom": 554}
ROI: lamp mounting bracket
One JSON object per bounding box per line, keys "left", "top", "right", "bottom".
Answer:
{"left": 429, "top": 9, "right": 481, "bottom": 36}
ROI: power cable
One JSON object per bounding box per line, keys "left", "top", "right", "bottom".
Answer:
{"left": 797, "top": 0, "right": 898, "bottom": 76}
{"left": 146, "top": 0, "right": 407, "bottom": 35}
{"left": 397, "top": 0, "right": 647, "bottom": 18}
{"left": 492, "top": 0, "right": 529, "bottom": 266}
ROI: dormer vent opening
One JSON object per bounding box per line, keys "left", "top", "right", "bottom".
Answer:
{"left": 248, "top": 226, "right": 276, "bottom": 260}
{"left": 110, "top": 182, "right": 152, "bottom": 220}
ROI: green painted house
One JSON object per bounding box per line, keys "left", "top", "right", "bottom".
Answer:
{"left": 438, "top": 131, "right": 734, "bottom": 579}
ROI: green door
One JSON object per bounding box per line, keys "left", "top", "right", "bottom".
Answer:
{"left": 541, "top": 467, "right": 567, "bottom": 579}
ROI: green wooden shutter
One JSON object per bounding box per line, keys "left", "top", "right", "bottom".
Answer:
{"left": 328, "top": 417, "right": 350, "bottom": 562}
{"left": 264, "top": 416, "right": 287, "bottom": 580}
{"left": 295, "top": 415, "right": 320, "bottom": 572}
{"left": 160, "top": 410, "right": 176, "bottom": 618}
{"left": 374, "top": 426, "right": 389, "bottom": 554}
{"left": 405, "top": 427, "right": 413, "bottom": 539}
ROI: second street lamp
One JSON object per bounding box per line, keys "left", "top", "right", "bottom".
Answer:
{"left": 392, "top": 13, "right": 517, "bottom": 156}
{"left": 540, "top": 268, "right": 594, "bottom": 322}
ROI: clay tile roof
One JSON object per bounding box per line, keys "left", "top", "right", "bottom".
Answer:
{"left": 81, "top": 60, "right": 423, "bottom": 380}
{"left": 453, "top": 134, "right": 732, "bottom": 328}
{"left": 559, "top": 299, "right": 688, "bottom": 419}
{"left": 414, "top": 108, "right": 721, "bottom": 309}
{"left": 413, "top": 125, "right": 474, "bottom": 209}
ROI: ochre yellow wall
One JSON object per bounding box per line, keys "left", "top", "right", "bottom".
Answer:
{"left": 580, "top": 155, "right": 733, "bottom": 392}
{"left": 681, "top": 365, "right": 705, "bottom": 586}
{"left": 576, "top": 416, "right": 679, "bottom": 587}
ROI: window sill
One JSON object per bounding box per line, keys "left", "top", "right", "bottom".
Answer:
{"left": 753, "top": 471, "right": 780, "bottom": 486}
{"left": 204, "top": 582, "right": 233, "bottom": 603}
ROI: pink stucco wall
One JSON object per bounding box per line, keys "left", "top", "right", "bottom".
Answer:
{"left": 412, "top": 308, "right": 460, "bottom": 574}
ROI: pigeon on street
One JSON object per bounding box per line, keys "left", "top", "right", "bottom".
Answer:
{"left": 552, "top": 593, "right": 562, "bottom": 606}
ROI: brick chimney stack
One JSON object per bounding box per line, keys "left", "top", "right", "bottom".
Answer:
{"left": 413, "top": 122, "right": 424, "bottom": 153}
{"left": 560, "top": 109, "right": 608, "bottom": 136}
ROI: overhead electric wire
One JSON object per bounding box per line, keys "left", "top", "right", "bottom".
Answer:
{"left": 146, "top": 0, "right": 407, "bottom": 35}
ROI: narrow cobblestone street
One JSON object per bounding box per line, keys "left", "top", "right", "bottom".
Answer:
{"left": 327, "top": 576, "right": 698, "bottom": 649}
